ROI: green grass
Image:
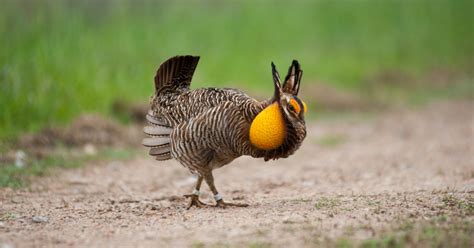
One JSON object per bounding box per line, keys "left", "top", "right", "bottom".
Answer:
{"left": 0, "top": 147, "right": 136, "bottom": 188}
{"left": 322, "top": 219, "right": 474, "bottom": 248}
{"left": 1, "top": 0, "right": 473, "bottom": 139}
{"left": 358, "top": 221, "right": 473, "bottom": 248}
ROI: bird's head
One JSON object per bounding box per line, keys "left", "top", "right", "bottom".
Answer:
{"left": 271, "top": 60, "right": 307, "bottom": 126}
{"left": 249, "top": 60, "right": 307, "bottom": 152}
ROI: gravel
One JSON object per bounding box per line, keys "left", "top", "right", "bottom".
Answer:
{"left": 31, "top": 216, "right": 49, "bottom": 224}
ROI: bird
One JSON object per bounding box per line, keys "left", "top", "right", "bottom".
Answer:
{"left": 143, "top": 55, "right": 307, "bottom": 209}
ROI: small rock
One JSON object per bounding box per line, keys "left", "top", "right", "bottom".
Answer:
{"left": 0, "top": 221, "right": 5, "bottom": 228}
{"left": 83, "top": 143, "right": 97, "bottom": 156}
{"left": 15, "top": 150, "right": 27, "bottom": 168}
{"left": 11, "top": 197, "right": 23, "bottom": 204}
{"left": 32, "top": 216, "right": 49, "bottom": 223}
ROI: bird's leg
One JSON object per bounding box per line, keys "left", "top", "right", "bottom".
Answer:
{"left": 203, "top": 171, "right": 249, "bottom": 208}
{"left": 184, "top": 176, "right": 209, "bottom": 209}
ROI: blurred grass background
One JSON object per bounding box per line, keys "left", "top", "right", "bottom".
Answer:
{"left": 1, "top": 0, "right": 473, "bottom": 139}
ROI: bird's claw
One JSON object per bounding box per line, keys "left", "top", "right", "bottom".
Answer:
{"left": 184, "top": 194, "right": 209, "bottom": 209}
{"left": 215, "top": 199, "right": 249, "bottom": 208}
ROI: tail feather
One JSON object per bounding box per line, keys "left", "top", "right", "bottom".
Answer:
{"left": 146, "top": 55, "right": 200, "bottom": 161}
{"left": 149, "top": 146, "right": 171, "bottom": 156}
{"left": 146, "top": 110, "right": 169, "bottom": 126}
{"left": 142, "top": 137, "right": 169, "bottom": 147}
{"left": 155, "top": 152, "right": 172, "bottom": 161}
{"left": 143, "top": 110, "right": 172, "bottom": 161}
{"left": 144, "top": 126, "right": 172, "bottom": 136}
{"left": 154, "top": 55, "right": 200, "bottom": 94}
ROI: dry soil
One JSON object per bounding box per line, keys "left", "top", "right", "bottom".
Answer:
{"left": 1, "top": 100, "right": 473, "bottom": 247}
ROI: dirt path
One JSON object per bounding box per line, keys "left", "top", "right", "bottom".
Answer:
{"left": 1, "top": 101, "right": 473, "bottom": 247}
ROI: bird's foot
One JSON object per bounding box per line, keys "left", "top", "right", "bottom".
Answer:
{"left": 215, "top": 199, "right": 249, "bottom": 209}
{"left": 184, "top": 194, "right": 209, "bottom": 209}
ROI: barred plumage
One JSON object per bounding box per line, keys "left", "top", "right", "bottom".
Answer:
{"left": 143, "top": 55, "right": 307, "bottom": 208}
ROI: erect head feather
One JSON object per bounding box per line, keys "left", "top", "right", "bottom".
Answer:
{"left": 271, "top": 60, "right": 303, "bottom": 100}
{"left": 271, "top": 62, "right": 283, "bottom": 102}
{"left": 283, "top": 60, "right": 303, "bottom": 96}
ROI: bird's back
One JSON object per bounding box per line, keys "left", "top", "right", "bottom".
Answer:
{"left": 152, "top": 87, "right": 262, "bottom": 127}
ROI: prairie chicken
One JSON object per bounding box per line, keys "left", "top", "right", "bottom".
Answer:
{"left": 143, "top": 55, "right": 307, "bottom": 208}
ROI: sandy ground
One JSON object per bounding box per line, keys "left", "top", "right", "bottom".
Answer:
{"left": 1, "top": 100, "right": 473, "bottom": 247}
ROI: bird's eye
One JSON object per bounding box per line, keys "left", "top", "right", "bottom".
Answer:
{"left": 288, "top": 104, "right": 295, "bottom": 112}
{"left": 288, "top": 98, "right": 301, "bottom": 114}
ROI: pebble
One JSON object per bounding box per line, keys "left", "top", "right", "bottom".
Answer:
{"left": 83, "top": 143, "right": 97, "bottom": 156}
{"left": 11, "top": 197, "right": 22, "bottom": 204}
{"left": 15, "top": 150, "right": 27, "bottom": 168}
{"left": 0, "top": 221, "right": 5, "bottom": 228}
{"left": 32, "top": 216, "right": 49, "bottom": 223}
